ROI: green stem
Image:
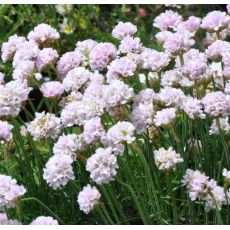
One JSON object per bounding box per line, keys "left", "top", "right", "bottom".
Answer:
{"left": 21, "top": 197, "right": 65, "bottom": 224}
{"left": 166, "top": 174, "right": 178, "bottom": 224}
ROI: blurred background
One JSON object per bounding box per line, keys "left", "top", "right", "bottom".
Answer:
{"left": 0, "top": 4, "right": 227, "bottom": 51}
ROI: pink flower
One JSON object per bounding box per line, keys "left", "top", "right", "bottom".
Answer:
{"left": 89, "top": 42, "right": 117, "bottom": 71}
{"left": 112, "top": 22, "right": 137, "bottom": 40}
{"left": 153, "top": 10, "right": 182, "bottom": 31}
{"left": 40, "top": 81, "right": 64, "bottom": 99}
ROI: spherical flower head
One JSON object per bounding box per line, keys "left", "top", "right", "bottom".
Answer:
{"left": 0, "top": 80, "right": 32, "bottom": 117}
{"left": 154, "top": 147, "right": 183, "bottom": 171}
{"left": 86, "top": 147, "right": 118, "bottom": 184}
{"left": 53, "top": 134, "right": 86, "bottom": 160}
{"left": 84, "top": 82, "right": 105, "bottom": 100}
{"left": 0, "top": 213, "right": 21, "bottom": 225}
{"left": 89, "top": 42, "right": 117, "bottom": 71}
{"left": 30, "top": 216, "right": 58, "bottom": 225}
{"left": 26, "top": 112, "right": 61, "bottom": 140}
{"left": 209, "top": 117, "right": 230, "bottom": 135}
{"left": 112, "top": 22, "right": 137, "bottom": 40}
{"left": 158, "top": 87, "right": 186, "bottom": 108}
{"left": 43, "top": 154, "right": 74, "bottom": 189}
{"left": 40, "top": 81, "right": 64, "bottom": 99}
{"left": 205, "top": 40, "right": 230, "bottom": 61}
{"left": 161, "top": 69, "right": 193, "bottom": 87}
{"left": 83, "top": 117, "right": 105, "bottom": 144}
{"left": 61, "top": 96, "right": 104, "bottom": 127}
{"left": 35, "top": 48, "right": 58, "bottom": 72}
{"left": 202, "top": 91, "right": 229, "bottom": 117}
{"left": 75, "top": 39, "right": 98, "bottom": 55}
{"left": 106, "top": 121, "right": 136, "bottom": 145}
{"left": 154, "top": 108, "right": 177, "bottom": 127}
{"left": 181, "top": 96, "right": 206, "bottom": 120}
{"left": 131, "top": 103, "right": 154, "bottom": 134}
{"left": 57, "top": 51, "right": 84, "bottom": 79}
{"left": 1, "top": 34, "right": 26, "bottom": 63}
{"left": 77, "top": 184, "right": 101, "bottom": 214}
{"left": 177, "top": 16, "right": 201, "bottom": 35}
{"left": 0, "top": 174, "right": 26, "bottom": 208}
{"left": 12, "top": 60, "right": 35, "bottom": 81}
{"left": 182, "top": 169, "right": 209, "bottom": 201}
{"left": 204, "top": 185, "right": 225, "bottom": 212}
{"left": 0, "top": 121, "right": 13, "bottom": 143}
{"left": 153, "top": 10, "right": 182, "bottom": 31}
{"left": 13, "top": 41, "right": 39, "bottom": 68}
{"left": 201, "top": 11, "right": 230, "bottom": 32}
{"left": 106, "top": 57, "right": 137, "bottom": 82}
{"left": 133, "top": 88, "right": 157, "bottom": 107}
{"left": 103, "top": 80, "right": 134, "bottom": 109}
{"left": 180, "top": 49, "right": 209, "bottom": 80}
{"left": 27, "top": 23, "right": 60, "bottom": 45}
{"left": 63, "top": 67, "right": 91, "bottom": 92}
{"left": 162, "top": 31, "right": 195, "bottom": 54}
{"left": 60, "top": 101, "right": 78, "bottom": 127}
{"left": 119, "top": 36, "right": 143, "bottom": 54}
{"left": 141, "top": 48, "right": 170, "bottom": 72}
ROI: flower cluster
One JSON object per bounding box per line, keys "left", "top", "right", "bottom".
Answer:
{"left": 0, "top": 174, "right": 26, "bottom": 208}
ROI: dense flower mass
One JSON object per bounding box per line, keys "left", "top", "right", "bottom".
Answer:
{"left": 43, "top": 154, "right": 75, "bottom": 189}
{"left": 0, "top": 174, "right": 26, "bottom": 208}
{"left": 2, "top": 5, "right": 230, "bottom": 224}
{"left": 0, "top": 121, "right": 13, "bottom": 143}
{"left": 86, "top": 147, "right": 118, "bottom": 184}
{"left": 53, "top": 134, "right": 86, "bottom": 160}
{"left": 0, "top": 213, "right": 21, "bottom": 225}
{"left": 26, "top": 112, "right": 61, "bottom": 140}
{"left": 30, "top": 216, "right": 58, "bottom": 225}
{"left": 154, "top": 147, "right": 183, "bottom": 171}
{"left": 77, "top": 185, "right": 101, "bottom": 214}
{"left": 0, "top": 80, "right": 32, "bottom": 117}
{"left": 182, "top": 169, "right": 226, "bottom": 211}
{"left": 112, "top": 22, "right": 137, "bottom": 40}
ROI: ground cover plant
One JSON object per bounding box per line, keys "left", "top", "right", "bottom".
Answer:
{"left": 1, "top": 4, "right": 230, "bottom": 225}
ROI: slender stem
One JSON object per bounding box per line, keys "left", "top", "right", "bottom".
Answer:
{"left": 21, "top": 197, "right": 65, "bottom": 224}
{"left": 166, "top": 174, "right": 178, "bottom": 224}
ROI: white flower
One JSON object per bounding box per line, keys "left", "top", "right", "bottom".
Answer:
{"left": 209, "top": 118, "right": 230, "bottom": 135}
{"left": 158, "top": 87, "right": 186, "bottom": 108}
{"left": 43, "top": 154, "right": 75, "bottom": 190}
{"left": 154, "top": 147, "right": 183, "bottom": 171}
{"left": 0, "top": 174, "right": 26, "bottom": 208}
{"left": 63, "top": 67, "right": 91, "bottom": 92}
{"left": 223, "top": 168, "right": 230, "bottom": 183}
{"left": 131, "top": 103, "right": 154, "bottom": 134}
{"left": 27, "top": 23, "right": 60, "bottom": 45}
{"left": 83, "top": 117, "right": 105, "bottom": 144}
{"left": 0, "top": 80, "right": 32, "bottom": 117}
{"left": 181, "top": 96, "right": 206, "bottom": 119}
{"left": 53, "top": 134, "right": 86, "bottom": 160}
{"left": 0, "top": 121, "right": 13, "bottom": 143}
{"left": 77, "top": 184, "right": 101, "bottom": 214}
{"left": 0, "top": 213, "right": 21, "bottom": 225}
{"left": 30, "top": 216, "right": 58, "bottom": 225}
{"left": 106, "top": 121, "right": 135, "bottom": 144}
{"left": 86, "top": 147, "right": 118, "bottom": 184}
{"left": 26, "top": 112, "right": 61, "bottom": 140}
{"left": 154, "top": 108, "right": 177, "bottom": 127}
{"left": 103, "top": 80, "right": 134, "bottom": 109}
